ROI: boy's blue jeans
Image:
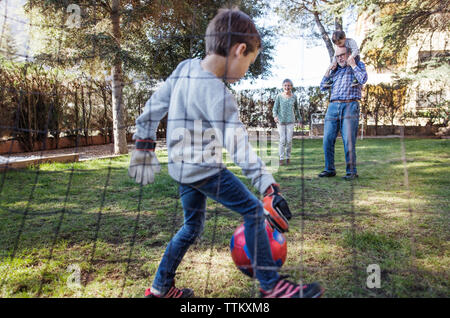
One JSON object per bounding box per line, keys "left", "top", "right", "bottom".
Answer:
{"left": 323, "top": 101, "right": 360, "bottom": 175}
{"left": 152, "top": 168, "right": 280, "bottom": 293}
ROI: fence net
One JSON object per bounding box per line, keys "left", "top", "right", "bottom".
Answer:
{"left": 0, "top": 0, "right": 448, "bottom": 298}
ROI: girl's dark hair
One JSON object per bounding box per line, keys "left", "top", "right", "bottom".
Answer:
{"left": 205, "top": 8, "right": 261, "bottom": 57}
{"left": 332, "top": 31, "right": 346, "bottom": 44}
{"left": 282, "top": 79, "right": 293, "bottom": 86}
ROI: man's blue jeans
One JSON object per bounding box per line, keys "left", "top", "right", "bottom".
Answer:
{"left": 323, "top": 101, "right": 360, "bottom": 175}
{"left": 152, "top": 168, "right": 280, "bottom": 293}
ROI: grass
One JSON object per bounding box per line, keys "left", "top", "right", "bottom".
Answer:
{"left": 0, "top": 137, "right": 449, "bottom": 298}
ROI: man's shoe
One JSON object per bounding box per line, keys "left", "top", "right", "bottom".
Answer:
{"left": 286, "top": 159, "right": 290, "bottom": 165}
{"left": 342, "top": 173, "right": 358, "bottom": 181}
{"left": 279, "top": 160, "right": 285, "bottom": 166}
{"left": 145, "top": 283, "right": 194, "bottom": 298}
{"left": 318, "top": 171, "right": 336, "bottom": 177}
{"left": 260, "top": 276, "right": 324, "bottom": 298}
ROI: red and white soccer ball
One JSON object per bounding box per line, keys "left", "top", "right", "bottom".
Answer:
{"left": 230, "top": 221, "right": 287, "bottom": 277}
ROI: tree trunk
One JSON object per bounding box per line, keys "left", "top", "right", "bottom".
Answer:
{"left": 111, "top": 0, "right": 128, "bottom": 154}
{"left": 101, "top": 85, "right": 109, "bottom": 144}
{"left": 81, "top": 85, "right": 87, "bottom": 145}
{"left": 313, "top": 12, "right": 335, "bottom": 61}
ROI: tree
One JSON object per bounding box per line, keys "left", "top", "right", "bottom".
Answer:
{"left": 354, "top": 0, "right": 450, "bottom": 70}
{"left": 23, "top": 0, "right": 275, "bottom": 154}
{"left": 275, "top": 0, "right": 347, "bottom": 61}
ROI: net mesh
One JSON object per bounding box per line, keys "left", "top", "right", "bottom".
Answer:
{"left": 0, "top": 0, "right": 448, "bottom": 298}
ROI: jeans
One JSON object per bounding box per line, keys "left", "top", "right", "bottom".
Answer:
{"left": 152, "top": 168, "right": 280, "bottom": 293}
{"left": 277, "top": 123, "right": 295, "bottom": 160}
{"left": 323, "top": 101, "right": 360, "bottom": 175}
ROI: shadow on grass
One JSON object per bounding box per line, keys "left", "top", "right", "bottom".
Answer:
{"left": 0, "top": 138, "right": 448, "bottom": 297}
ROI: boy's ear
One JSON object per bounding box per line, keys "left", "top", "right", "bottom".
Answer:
{"left": 234, "top": 43, "right": 247, "bottom": 57}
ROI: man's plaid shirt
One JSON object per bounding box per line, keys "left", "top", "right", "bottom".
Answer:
{"left": 320, "top": 61, "right": 368, "bottom": 101}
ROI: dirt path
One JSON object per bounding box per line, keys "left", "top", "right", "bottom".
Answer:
{"left": 0, "top": 140, "right": 168, "bottom": 163}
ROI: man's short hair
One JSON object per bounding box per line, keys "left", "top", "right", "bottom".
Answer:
{"left": 332, "top": 30, "right": 346, "bottom": 44}
{"left": 205, "top": 8, "right": 261, "bottom": 57}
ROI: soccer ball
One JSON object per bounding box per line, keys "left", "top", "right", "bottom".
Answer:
{"left": 230, "top": 221, "right": 287, "bottom": 277}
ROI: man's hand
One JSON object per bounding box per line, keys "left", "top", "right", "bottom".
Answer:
{"left": 347, "top": 55, "right": 356, "bottom": 68}
{"left": 128, "top": 139, "right": 161, "bottom": 185}
{"left": 263, "top": 184, "right": 292, "bottom": 233}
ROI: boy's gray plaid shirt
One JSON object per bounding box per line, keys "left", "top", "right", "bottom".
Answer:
{"left": 134, "top": 58, "right": 275, "bottom": 194}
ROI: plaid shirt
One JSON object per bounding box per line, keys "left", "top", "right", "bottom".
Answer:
{"left": 320, "top": 61, "right": 368, "bottom": 101}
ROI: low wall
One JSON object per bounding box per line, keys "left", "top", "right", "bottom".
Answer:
{"left": 0, "top": 134, "right": 133, "bottom": 155}
{"left": 0, "top": 126, "right": 444, "bottom": 155}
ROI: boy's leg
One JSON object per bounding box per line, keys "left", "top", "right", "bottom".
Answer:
{"left": 323, "top": 102, "right": 339, "bottom": 173}
{"left": 152, "top": 185, "right": 206, "bottom": 294}
{"left": 192, "top": 169, "right": 280, "bottom": 291}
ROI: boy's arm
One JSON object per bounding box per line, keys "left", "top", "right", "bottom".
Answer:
{"left": 210, "top": 93, "right": 276, "bottom": 195}
{"left": 128, "top": 78, "right": 172, "bottom": 185}
{"left": 346, "top": 38, "right": 360, "bottom": 58}
{"left": 134, "top": 79, "right": 172, "bottom": 140}
{"left": 209, "top": 91, "right": 292, "bottom": 233}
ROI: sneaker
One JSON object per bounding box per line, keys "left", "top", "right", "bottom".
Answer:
{"left": 260, "top": 276, "right": 324, "bottom": 298}
{"left": 342, "top": 173, "right": 358, "bottom": 181}
{"left": 286, "top": 159, "right": 290, "bottom": 165}
{"left": 279, "top": 160, "right": 285, "bottom": 166}
{"left": 145, "top": 283, "right": 194, "bottom": 298}
{"left": 318, "top": 170, "right": 336, "bottom": 177}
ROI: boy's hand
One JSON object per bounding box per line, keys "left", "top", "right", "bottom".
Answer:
{"left": 263, "top": 184, "right": 292, "bottom": 233}
{"left": 347, "top": 56, "right": 356, "bottom": 68}
{"left": 329, "top": 60, "right": 338, "bottom": 71}
{"left": 128, "top": 139, "right": 161, "bottom": 185}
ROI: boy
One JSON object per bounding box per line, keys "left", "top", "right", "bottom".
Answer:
{"left": 324, "top": 30, "right": 360, "bottom": 88}
{"left": 128, "top": 8, "right": 323, "bottom": 298}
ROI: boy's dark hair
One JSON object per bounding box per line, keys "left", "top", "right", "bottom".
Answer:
{"left": 332, "top": 31, "right": 346, "bottom": 44}
{"left": 282, "top": 79, "right": 293, "bottom": 86}
{"left": 205, "top": 8, "right": 261, "bottom": 57}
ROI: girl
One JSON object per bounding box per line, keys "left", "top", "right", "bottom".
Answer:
{"left": 272, "top": 79, "right": 301, "bottom": 165}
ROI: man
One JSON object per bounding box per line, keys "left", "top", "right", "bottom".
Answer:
{"left": 318, "top": 46, "right": 368, "bottom": 180}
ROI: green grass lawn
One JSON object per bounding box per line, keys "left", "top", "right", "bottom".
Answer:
{"left": 0, "top": 138, "right": 449, "bottom": 298}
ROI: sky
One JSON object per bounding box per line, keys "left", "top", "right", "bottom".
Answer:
{"left": 1, "top": 1, "right": 362, "bottom": 89}
{"left": 235, "top": 36, "right": 330, "bottom": 90}
{"left": 0, "top": 0, "right": 29, "bottom": 57}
